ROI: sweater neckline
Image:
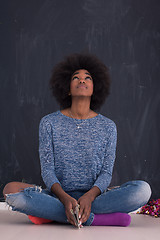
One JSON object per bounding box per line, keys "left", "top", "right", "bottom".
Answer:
{"left": 58, "top": 110, "right": 100, "bottom": 121}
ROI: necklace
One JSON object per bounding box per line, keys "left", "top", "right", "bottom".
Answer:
{"left": 69, "top": 110, "right": 91, "bottom": 129}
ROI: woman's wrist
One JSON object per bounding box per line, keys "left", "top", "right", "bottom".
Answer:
{"left": 60, "top": 194, "right": 73, "bottom": 205}
{"left": 51, "top": 182, "right": 70, "bottom": 204}
{"left": 84, "top": 186, "right": 101, "bottom": 202}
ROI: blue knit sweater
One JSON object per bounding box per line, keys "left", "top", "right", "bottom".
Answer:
{"left": 39, "top": 110, "right": 117, "bottom": 194}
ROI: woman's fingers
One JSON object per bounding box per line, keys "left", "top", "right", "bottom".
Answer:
{"left": 79, "top": 206, "right": 84, "bottom": 220}
{"left": 65, "top": 201, "right": 79, "bottom": 226}
{"left": 79, "top": 204, "right": 87, "bottom": 223}
{"left": 81, "top": 207, "right": 91, "bottom": 223}
{"left": 66, "top": 209, "right": 76, "bottom": 226}
{"left": 68, "top": 216, "right": 76, "bottom": 226}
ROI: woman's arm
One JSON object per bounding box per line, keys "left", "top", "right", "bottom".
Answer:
{"left": 51, "top": 183, "right": 80, "bottom": 226}
{"left": 39, "top": 118, "right": 79, "bottom": 226}
{"left": 77, "top": 186, "right": 101, "bottom": 224}
{"left": 93, "top": 121, "right": 117, "bottom": 193}
{"left": 77, "top": 122, "right": 117, "bottom": 224}
{"left": 39, "top": 117, "right": 61, "bottom": 190}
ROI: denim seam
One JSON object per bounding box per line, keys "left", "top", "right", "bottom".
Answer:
{"left": 89, "top": 213, "right": 95, "bottom": 226}
{"left": 83, "top": 213, "right": 95, "bottom": 226}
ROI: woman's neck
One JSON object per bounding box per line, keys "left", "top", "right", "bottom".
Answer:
{"left": 69, "top": 98, "right": 91, "bottom": 119}
{"left": 69, "top": 107, "right": 91, "bottom": 119}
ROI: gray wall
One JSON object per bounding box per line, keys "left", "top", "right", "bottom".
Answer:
{"left": 1, "top": 0, "right": 160, "bottom": 200}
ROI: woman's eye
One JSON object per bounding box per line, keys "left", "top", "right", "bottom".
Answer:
{"left": 72, "top": 76, "right": 79, "bottom": 80}
{"left": 85, "top": 76, "right": 92, "bottom": 80}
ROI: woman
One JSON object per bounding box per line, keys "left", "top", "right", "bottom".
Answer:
{"left": 3, "top": 53, "right": 151, "bottom": 227}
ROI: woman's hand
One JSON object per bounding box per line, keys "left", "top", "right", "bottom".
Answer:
{"left": 63, "top": 196, "right": 79, "bottom": 226}
{"left": 77, "top": 194, "right": 93, "bottom": 224}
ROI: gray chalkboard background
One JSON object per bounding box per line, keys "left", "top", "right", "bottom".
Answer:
{"left": 0, "top": 0, "right": 160, "bottom": 200}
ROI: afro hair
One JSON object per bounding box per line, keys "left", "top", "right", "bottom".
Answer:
{"left": 50, "top": 53, "right": 111, "bottom": 111}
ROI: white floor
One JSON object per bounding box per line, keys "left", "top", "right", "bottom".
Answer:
{"left": 0, "top": 203, "right": 160, "bottom": 240}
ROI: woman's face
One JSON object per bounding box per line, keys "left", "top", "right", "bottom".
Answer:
{"left": 69, "top": 69, "right": 94, "bottom": 98}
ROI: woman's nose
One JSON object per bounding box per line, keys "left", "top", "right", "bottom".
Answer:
{"left": 79, "top": 78, "right": 85, "bottom": 83}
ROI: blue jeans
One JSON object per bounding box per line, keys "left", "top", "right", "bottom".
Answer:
{"left": 5, "top": 180, "right": 151, "bottom": 226}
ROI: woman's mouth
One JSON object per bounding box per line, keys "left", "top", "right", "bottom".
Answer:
{"left": 77, "top": 85, "right": 87, "bottom": 88}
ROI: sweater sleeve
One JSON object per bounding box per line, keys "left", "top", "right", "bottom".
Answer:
{"left": 39, "top": 117, "right": 61, "bottom": 191}
{"left": 93, "top": 121, "right": 117, "bottom": 194}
